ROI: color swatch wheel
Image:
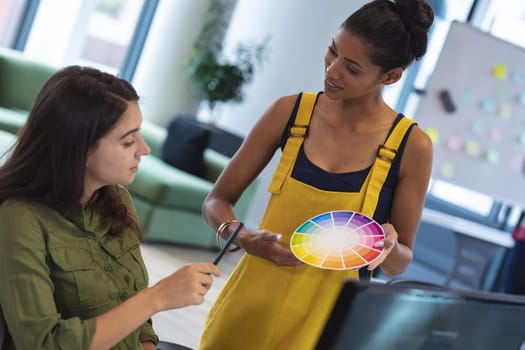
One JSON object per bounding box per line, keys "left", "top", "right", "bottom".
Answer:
{"left": 290, "top": 210, "right": 385, "bottom": 270}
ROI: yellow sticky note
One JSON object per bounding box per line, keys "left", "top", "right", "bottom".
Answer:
{"left": 492, "top": 64, "right": 508, "bottom": 80}
{"left": 440, "top": 162, "right": 454, "bottom": 178}
{"left": 464, "top": 140, "right": 480, "bottom": 156}
{"left": 425, "top": 128, "right": 439, "bottom": 145}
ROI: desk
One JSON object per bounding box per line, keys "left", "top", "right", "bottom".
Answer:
{"left": 422, "top": 208, "right": 514, "bottom": 248}
{"left": 420, "top": 208, "right": 513, "bottom": 291}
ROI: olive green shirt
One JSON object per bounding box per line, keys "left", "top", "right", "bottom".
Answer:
{"left": 0, "top": 188, "right": 158, "bottom": 349}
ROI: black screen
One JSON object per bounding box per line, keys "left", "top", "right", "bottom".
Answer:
{"left": 316, "top": 281, "right": 525, "bottom": 350}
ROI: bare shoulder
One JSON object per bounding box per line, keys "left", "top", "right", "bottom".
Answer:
{"left": 261, "top": 94, "right": 299, "bottom": 123}
{"left": 407, "top": 124, "right": 433, "bottom": 155}
{"left": 218, "top": 93, "right": 301, "bottom": 191}
{"left": 246, "top": 93, "right": 299, "bottom": 148}
{"left": 403, "top": 124, "right": 433, "bottom": 169}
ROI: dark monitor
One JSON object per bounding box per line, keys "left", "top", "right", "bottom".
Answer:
{"left": 316, "top": 280, "right": 525, "bottom": 350}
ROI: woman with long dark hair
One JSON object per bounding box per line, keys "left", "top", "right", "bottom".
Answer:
{"left": 0, "top": 66, "right": 220, "bottom": 349}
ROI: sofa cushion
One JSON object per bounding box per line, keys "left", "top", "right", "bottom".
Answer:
{"left": 0, "top": 48, "right": 56, "bottom": 111}
{"left": 0, "top": 107, "right": 28, "bottom": 134}
{"left": 140, "top": 119, "right": 167, "bottom": 157}
{"left": 0, "top": 130, "right": 16, "bottom": 165}
{"left": 128, "top": 155, "right": 212, "bottom": 210}
{"left": 161, "top": 117, "right": 210, "bottom": 178}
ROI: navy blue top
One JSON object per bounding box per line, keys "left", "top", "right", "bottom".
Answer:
{"left": 280, "top": 92, "right": 414, "bottom": 223}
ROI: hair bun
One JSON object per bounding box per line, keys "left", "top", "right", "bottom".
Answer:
{"left": 395, "top": 0, "right": 434, "bottom": 33}
{"left": 395, "top": 0, "right": 434, "bottom": 60}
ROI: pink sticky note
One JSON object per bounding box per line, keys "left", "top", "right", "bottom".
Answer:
{"left": 446, "top": 135, "right": 461, "bottom": 151}
{"left": 509, "top": 154, "right": 522, "bottom": 171}
{"left": 490, "top": 127, "right": 502, "bottom": 141}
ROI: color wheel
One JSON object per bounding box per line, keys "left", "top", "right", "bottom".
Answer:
{"left": 290, "top": 210, "right": 385, "bottom": 270}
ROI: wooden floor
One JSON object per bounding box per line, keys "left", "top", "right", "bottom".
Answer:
{"left": 140, "top": 242, "right": 242, "bottom": 349}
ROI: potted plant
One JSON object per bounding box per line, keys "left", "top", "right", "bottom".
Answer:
{"left": 185, "top": 0, "right": 269, "bottom": 125}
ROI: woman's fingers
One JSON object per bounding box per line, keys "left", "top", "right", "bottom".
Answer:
{"left": 156, "top": 263, "right": 221, "bottom": 309}
{"left": 259, "top": 230, "right": 282, "bottom": 242}
{"left": 368, "top": 224, "right": 399, "bottom": 270}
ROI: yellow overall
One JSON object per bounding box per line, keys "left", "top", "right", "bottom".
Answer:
{"left": 199, "top": 92, "right": 414, "bottom": 350}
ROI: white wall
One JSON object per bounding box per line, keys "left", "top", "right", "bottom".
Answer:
{"left": 212, "top": 0, "right": 367, "bottom": 228}
{"left": 132, "top": 0, "right": 210, "bottom": 126}
{"left": 134, "top": 0, "right": 367, "bottom": 229}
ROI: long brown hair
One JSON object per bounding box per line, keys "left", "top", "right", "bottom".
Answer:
{"left": 0, "top": 66, "right": 143, "bottom": 239}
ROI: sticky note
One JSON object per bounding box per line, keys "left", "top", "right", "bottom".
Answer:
{"left": 492, "top": 64, "right": 508, "bottom": 80}
{"left": 425, "top": 128, "right": 439, "bottom": 145}
{"left": 495, "top": 86, "right": 507, "bottom": 100}
{"left": 481, "top": 98, "right": 496, "bottom": 113}
{"left": 498, "top": 103, "right": 512, "bottom": 119}
{"left": 518, "top": 91, "right": 525, "bottom": 106}
{"left": 485, "top": 149, "right": 499, "bottom": 163}
{"left": 471, "top": 120, "right": 485, "bottom": 134}
{"left": 464, "top": 141, "right": 480, "bottom": 156}
{"left": 446, "top": 135, "right": 461, "bottom": 151}
{"left": 462, "top": 89, "right": 474, "bottom": 105}
{"left": 517, "top": 132, "right": 525, "bottom": 145}
{"left": 510, "top": 154, "right": 522, "bottom": 170}
{"left": 512, "top": 69, "right": 524, "bottom": 83}
{"left": 440, "top": 162, "right": 454, "bottom": 178}
{"left": 489, "top": 127, "right": 502, "bottom": 142}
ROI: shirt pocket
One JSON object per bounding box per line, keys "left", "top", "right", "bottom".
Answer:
{"left": 101, "top": 233, "right": 148, "bottom": 291}
{"left": 48, "top": 245, "right": 111, "bottom": 313}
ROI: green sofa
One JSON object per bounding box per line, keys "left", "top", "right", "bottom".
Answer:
{"left": 0, "top": 47, "right": 256, "bottom": 249}
{"left": 128, "top": 120, "right": 257, "bottom": 249}
{"left": 0, "top": 129, "right": 16, "bottom": 164}
{"left": 0, "top": 47, "right": 57, "bottom": 134}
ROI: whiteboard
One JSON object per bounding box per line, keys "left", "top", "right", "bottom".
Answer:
{"left": 414, "top": 21, "right": 525, "bottom": 207}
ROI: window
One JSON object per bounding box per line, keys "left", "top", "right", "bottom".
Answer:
{"left": 22, "top": 0, "right": 145, "bottom": 75}
{"left": 479, "top": 0, "right": 525, "bottom": 47}
{"left": 0, "top": 0, "right": 28, "bottom": 47}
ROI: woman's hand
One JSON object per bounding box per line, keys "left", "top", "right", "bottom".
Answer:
{"left": 240, "top": 229, "right": 303, "bottom": 267}
{"left": 151, "top": 263, "right": 221, "bottom": 311}
{"left": 367, "top": 223, "right": 398, "bottom": 271}
{"left": 142, "top": 341, "right": 156, "bottom": 350}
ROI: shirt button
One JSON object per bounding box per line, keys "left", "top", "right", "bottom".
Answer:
{"left": 104, "top": 265, "right": 112, "bottom": 271}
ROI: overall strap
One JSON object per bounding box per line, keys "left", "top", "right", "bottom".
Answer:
{"left": 360, "top": 116, "right": 415, "bottom": 217}
{"left": 268, "top": 92, "right": 318, "bottom": 194}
